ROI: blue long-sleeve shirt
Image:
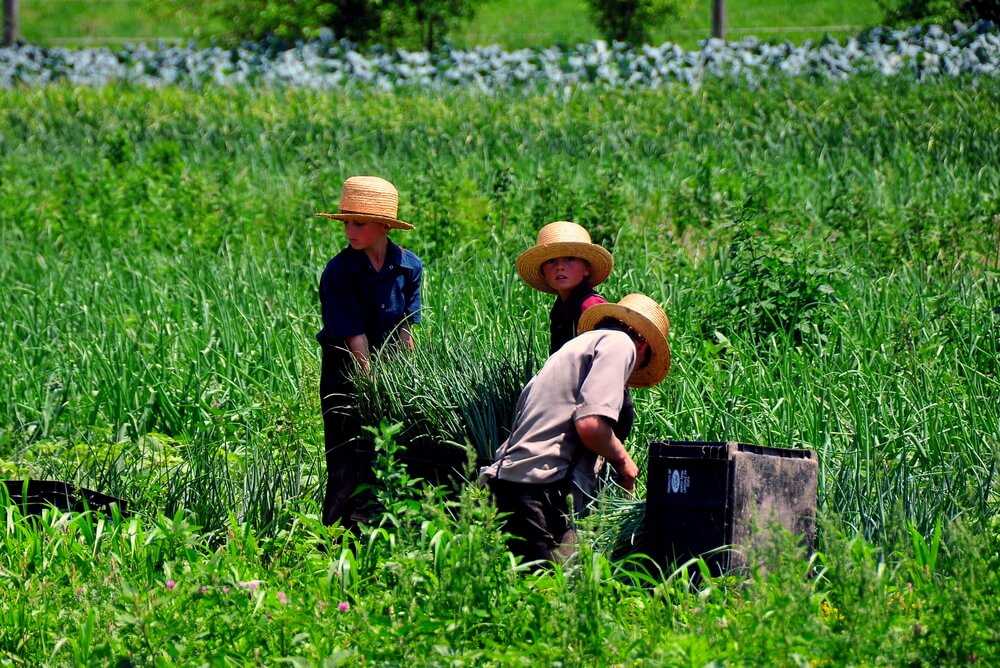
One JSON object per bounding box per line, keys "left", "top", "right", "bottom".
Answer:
{"left": 316, "top": 239, "right": 422, "bottom": 350}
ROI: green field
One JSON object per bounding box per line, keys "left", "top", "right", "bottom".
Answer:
{"left": 1, "top": 75, "right": 998, "bottom": 663}
{"left": 464, "top": 0, "right": 885, "bottom": 48}
{"left": 19, "top": 0, "right": 191, "bottom": 44}
{"left": 21, "top": 0, "right": 885, "bottom": 48}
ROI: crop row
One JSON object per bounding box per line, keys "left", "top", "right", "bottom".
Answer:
{"left": 2, "top": 78, "right": 997, "bottom": 544}
{"left": 1, "top": 21, "right": 998, "bottom": 89}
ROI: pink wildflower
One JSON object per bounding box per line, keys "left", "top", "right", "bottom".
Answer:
{"left": 199, "top": 586, "right": 207, "bottom": 595}
{"left": 277, "top": 591, "right": 289, "bottom": 605}
{"left": 338, "top": 601, "right": 350, "bottom": 612}
{"left": 222, "top": 586, "right": 230, "bottom": 594}
{"left": 165, "top": 580, "right": 176, "bottom": 590}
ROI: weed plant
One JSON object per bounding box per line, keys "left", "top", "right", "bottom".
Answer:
{"left": 0, "top": 76, "right": 998, "bottom": 663}
{"left": 351, "top": 249, "right": 537, "bottom": 470}
{"left": 1, "top": 443, "right": 997, "bottom": 665}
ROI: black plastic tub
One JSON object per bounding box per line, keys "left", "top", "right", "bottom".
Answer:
{"left": 645, "top": 440, "right": 817, "bottom": 574}
{"left": 1, "top": 479, "right": 128, "bottom": 517}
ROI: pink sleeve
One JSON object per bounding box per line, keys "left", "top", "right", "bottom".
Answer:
{"left": 580, "top": 295, "right": 608, "bottom": 313}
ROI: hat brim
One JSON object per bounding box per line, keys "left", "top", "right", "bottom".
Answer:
{"left": 578, "top": 303, "right": 671, "bottom": 388}
{"left": 516, "top": 242, "right": 613, "bottom": 294}
{"left": 315, "top": 212, "right": 415, "bottom": 231}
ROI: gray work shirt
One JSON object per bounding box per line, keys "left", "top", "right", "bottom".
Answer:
{"left": 481, "top": 329, "right": 636, "bottom": 487}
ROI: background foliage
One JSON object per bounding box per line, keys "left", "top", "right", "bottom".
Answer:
{"left": 145, "top": 0, "right": 492, "bottom": 48}
{"left": 882, "top": 0, "right": 1000, "bottom": 25}
{"left": 584, "top": 0, "right": 689, "bottom": 44}
{"left": 21, "top": 0, "right": 886, "bottom": 49}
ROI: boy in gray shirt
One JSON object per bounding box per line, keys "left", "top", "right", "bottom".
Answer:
{"left": 480, "top": 293, "right": 671, "bottom": 564}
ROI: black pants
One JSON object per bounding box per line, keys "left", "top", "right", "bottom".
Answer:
{"left": 489, "top": 477, "right": 577, "bottom": 564}
{"left": 319, "top": 345, "right": 372, "bottom": 527}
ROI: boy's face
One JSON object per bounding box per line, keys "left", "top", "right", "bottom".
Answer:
{"left": 344, "top": 220, "right": 389, "bottom": 251}
{"left": 542, "top": 256, "right": 591, "bottom": 297}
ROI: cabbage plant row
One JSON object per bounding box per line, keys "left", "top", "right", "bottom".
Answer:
{"left": 1, "top": 21, "right": 998, "bottom": 90}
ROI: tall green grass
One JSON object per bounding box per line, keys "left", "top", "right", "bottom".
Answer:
{"left": 0, "top": 79, "right": 997, "bottom": 548}
{"left": 2, "top": 74, "right": 999, "bottom": 667}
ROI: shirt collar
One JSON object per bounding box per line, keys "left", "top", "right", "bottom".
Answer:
{"left": 342, "top": 238, "right": 404, "bottom": 271}
{"left": 552, "top": 281, "right": 596, "bottom": 314}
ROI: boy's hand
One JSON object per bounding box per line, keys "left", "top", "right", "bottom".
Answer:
{"left": 399, "top": 326, "right": 415, "bottom": 351}
{"left": 611, "top": 454, "right": 639, "bottom": 494}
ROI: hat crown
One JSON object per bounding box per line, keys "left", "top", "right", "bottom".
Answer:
{"left": 618, "top": 293, "right": 670, "bottom": 339}
{"left": 339, "top": 176, "right": 399, "bottom": 219}
{"left": 576, "top": 292, "right": 672, "bottom": 387}
{"left": 535, "top": 221, "right": 593, "bottom": 246}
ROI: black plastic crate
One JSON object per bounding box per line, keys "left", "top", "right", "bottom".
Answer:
{"left": 645, "top": 441, "right": 817, "bottom": 574}
{"left": 1, "top": 479, "right": 128, "bottom": 517}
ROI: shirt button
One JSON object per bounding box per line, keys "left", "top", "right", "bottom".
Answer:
{"left": 389, "top": 265, "right": 394, "bottom": 269}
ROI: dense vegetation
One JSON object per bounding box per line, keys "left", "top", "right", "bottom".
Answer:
{"left": 886, "top": 0, "right": 1000, "bottom": 26}
{"left": 20, "top": 0, "right": 884, "bottom": 49}
{"left": 1, "top": 77, "right": 998, "bottom": 664}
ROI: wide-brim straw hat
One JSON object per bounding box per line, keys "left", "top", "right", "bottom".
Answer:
{"left": 516, "top": 221, "right": 613, "bottom": 293}
{"left": 578, "top": 293, "right": 671, "bottom": 388}
{"left": 315, "top": 176, "right": 414, "bottom": 230}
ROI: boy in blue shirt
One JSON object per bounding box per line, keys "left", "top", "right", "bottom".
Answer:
{"left": 315, "top": 176, "right": 422, "bottom": 527}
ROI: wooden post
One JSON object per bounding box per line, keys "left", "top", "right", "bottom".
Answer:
{"left": 711, "top": 0, "right": 726, "bottom": 41}
{"left": 2, "top": 0, "right": 19, "bottom": 47}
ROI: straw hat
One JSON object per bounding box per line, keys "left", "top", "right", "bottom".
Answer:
{"left": 315, "top": 176, "right": 414, "bottom": 230}
{"left": 578, "top": 293, "right": 671, "bottom": 388}
{"left": 516, "top": 221, "right": 613, "bottom": 293}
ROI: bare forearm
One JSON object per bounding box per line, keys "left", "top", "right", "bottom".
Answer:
{"left": 575, "top": 415, "right": 638, "bottom": 492}
{"left": 575, "top": 416, "right": 627, "bottom": 464}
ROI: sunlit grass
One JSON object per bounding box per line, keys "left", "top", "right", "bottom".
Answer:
{"left": 20, "top": 0, "right": 191, "bottom": 44}
{"left": 462, "top": 0, "right": 884, "bottom": 49}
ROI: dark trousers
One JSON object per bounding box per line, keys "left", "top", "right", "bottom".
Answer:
{"left": 489, "top": 477, "right": 578, "bottom": 564}
{"left": 320, "top": 345, "right": 371, "bottom": 527}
